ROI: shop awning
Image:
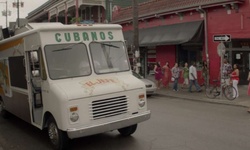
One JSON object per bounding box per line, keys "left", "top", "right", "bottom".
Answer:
{"left": 123, "top": 20, "right": 204, "bottom": 47}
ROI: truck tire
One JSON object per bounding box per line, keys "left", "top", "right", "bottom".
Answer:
{"left": 47, "top": 116, "right": 70, "bottom": 150}
{"left": 0, "top": 99, "right": 9, "bottom": 119}
{"left": 118, "top": 124, "right": 137, "bottom": 136}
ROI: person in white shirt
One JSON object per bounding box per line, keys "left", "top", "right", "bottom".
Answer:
{"left": 189, "top": 61, "right": 202, "bottom": 93}
{"left": 222, "top": 58, "right": 232, "bottom": 85}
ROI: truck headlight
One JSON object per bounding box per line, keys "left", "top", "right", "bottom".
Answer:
{"left": 70, "top": 112, "right": 79, "bottom": 122}
{"left": 139, "top": 100, "right": 146, "bottom": 107}
{"left": 138, "top": 94, "right": 146, "bottom": 107}
{"left": 69, "top": 106, "right": 79, "bottom": 123}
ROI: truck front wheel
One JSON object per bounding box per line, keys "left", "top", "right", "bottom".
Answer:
{"left": 118, "top": 124, "right": 137, "bottom": 136}
{"left": 0, "top": 99, "right": 9, "bottom": 119}
{"left": 47, "top": 116, "right": 69, "bottom": 150}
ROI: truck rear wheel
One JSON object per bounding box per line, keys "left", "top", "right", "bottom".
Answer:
{"left": 0, "top": 99, "right": 9, "bottom": 119}
{"left": 47, "top": 116, "right": 69, "bottom": 150}
{"left": 118, "top": 124, "right": 137, "bottom": 136}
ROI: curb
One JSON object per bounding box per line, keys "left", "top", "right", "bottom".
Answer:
{"left": 154, "top": 93, "right": 248, "bottom": 108}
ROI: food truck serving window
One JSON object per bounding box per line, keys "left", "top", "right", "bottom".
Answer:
{"left": 90, "top": 41, "right": 130, "bottom": 74}
{"left": 44, "top": 43, "right": 91, "bottom": 79}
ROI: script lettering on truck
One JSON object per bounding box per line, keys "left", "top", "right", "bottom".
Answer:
{"left": 55, "top": 31, "right": 114, "bottom": 42}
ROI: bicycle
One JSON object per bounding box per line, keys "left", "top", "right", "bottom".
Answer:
{"left": 205, "top": 79, "right": 237, "bottom": 100}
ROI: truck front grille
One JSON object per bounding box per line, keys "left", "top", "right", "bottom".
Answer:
{"left": 90, "top": 96, "right": 129, "bottom": 120}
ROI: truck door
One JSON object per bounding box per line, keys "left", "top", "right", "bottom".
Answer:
{"left": 26, "top": 49, "right": 45, "bottom": 125}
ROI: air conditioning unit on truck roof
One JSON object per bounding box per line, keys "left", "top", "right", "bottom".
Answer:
{"left": 0, "top": 21, "right": 150, "bottom": 150}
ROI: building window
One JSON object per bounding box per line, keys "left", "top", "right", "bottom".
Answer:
{"left": 177, "top": 45, "right": 203, "bottom": 69}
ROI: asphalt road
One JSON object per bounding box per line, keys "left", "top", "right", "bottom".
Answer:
{"left": 0, "top": 95, "right": 250, "bottom": 150}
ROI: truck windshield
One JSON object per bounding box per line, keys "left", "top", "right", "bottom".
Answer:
{"left": 89, "top": 41, "right": 130, "bottom": 74}
{"left": 44, "top": 43, "right": 91, "bottom": 79}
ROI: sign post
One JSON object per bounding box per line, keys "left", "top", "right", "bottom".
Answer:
{"left": 217, "top": 42, "right": 226, "bottom": 99}
{"left": 214, "top": 34, "right": 231, "bottom": 99}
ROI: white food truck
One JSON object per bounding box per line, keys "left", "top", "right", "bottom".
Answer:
{"left": 0, "top": 22, "right": 150, "bottom": 150}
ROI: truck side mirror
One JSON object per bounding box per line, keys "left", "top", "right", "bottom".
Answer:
{"left": 30, "top": 51, "right": 39, "bottom": 63}
{"left": 32, "top": 70, "right": 40, "bottom": 77}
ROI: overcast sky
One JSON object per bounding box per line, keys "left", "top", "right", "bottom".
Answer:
{"left": 0, "top": 0, "right": 48, "bottom": 28}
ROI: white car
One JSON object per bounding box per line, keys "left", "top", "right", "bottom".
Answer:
{"left": 132, "top": 71, "right": 157, "bottom": 96}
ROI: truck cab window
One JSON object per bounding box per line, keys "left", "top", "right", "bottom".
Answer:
{"left": 44, "top": 43, "right": 91, "bottom": 80}
{"left": 90, "top": 41, "right": 130, "bottom": 74}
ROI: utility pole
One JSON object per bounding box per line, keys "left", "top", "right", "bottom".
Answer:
{"left": 5, "top": 0, "right": 7, "bottom": 27}
{"left": 17, "top": 0, "right": 20, "bottom": 27}
{"left": 104, "top": 0, "right": 113, "bottom": 23}
{"left": 13, "top": 0, "right": 24, "bottom": 27}
{"left": 132, "top": 0, "right": 140, "bottom": 74}
{"left": 1, "top": 0, "right": 10, "bottom": 28}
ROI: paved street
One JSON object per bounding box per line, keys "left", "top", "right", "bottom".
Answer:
{"left": 146, "top": 74, "right": 250, "bottom": 108}
{"left": 0, "top": 95, "right": 250, "bottom": 150}
{"left": 145, "top": 96, "right": 250, "bottom": 150}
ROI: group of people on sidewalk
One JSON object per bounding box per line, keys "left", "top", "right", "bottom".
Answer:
{"left": 153, "top": 61, "right": 204, "bottom": 92}
{"left": 153, "top": 59, "right": 250, "bottom": 113}
{"left": 153, "top": 59, "right": 250, "bottom": 96}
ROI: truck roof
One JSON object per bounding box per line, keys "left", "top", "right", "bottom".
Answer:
{"left": 0, "top": 22, "right": 123, "bottom": 44}
{"left": 28, "top": 22, "right": 122, "bottom": 30}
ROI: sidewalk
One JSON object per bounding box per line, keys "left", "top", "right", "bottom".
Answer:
{"left": 146, "top": 75, "right": 250, "bottom": 108}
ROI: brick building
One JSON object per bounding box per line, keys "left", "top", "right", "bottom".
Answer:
{"left": 112, "top": 0, "right": 249, "bottom": 85}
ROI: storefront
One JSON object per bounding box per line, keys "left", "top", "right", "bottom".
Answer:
{"left": 123, "top": 21, "right": 204, "bottom": 78}
{"left": 226, "top": 39, "right": 250, "bottom": 84}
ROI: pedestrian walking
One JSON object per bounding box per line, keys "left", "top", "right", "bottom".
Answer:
{"left": 154, "top": 61, "right": 163, "bottom": 89}
{"left": 247, "top": 70, "right": 250, "bottom": 113}
{"left": 181, "top": 62, "right": 189, "bottom": 88}
{"left": 171, "top": 63, "right": 180, "bottom": 91}
{"left": 189, "top": 61, "right": 202, "bottom": 92}
{"left": 230, "top": 64, "right": 239, "bottom": 98}
{"left": 222, "top": 58, "right": 232, "bottom": 85}
{"left": 162, "top": 62, "right": 170, "bottom": 88}
{"left": 201, "top": 61, "right": 208, "bottom": 87}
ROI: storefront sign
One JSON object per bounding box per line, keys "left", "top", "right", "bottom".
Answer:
{"left": 54, "top": 31, "right": 114, "bottom": 43}
{"left": 231, "top": 40, "right": 250, "bottom": 48}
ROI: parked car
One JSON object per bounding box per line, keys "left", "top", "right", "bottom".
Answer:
{"left": 132, "top": 71, "right": 157, "bottom": 96}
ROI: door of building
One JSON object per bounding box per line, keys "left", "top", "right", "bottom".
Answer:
{"left": 232, "top": 51, "right": 250, "bottom": 85}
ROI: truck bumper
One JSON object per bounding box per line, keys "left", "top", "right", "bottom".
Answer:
{"left": 67, "top": 110, "right": 151, "bottom": 139}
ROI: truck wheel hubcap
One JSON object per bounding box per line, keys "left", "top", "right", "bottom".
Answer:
{"left": 0, "top": 101, "right": 4, "bottom": 112}
{"left": 48, "top": 122, "right": 59, "bottom": 145}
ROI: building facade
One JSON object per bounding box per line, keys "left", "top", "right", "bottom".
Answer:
{"left": 27, "top": 0, "right": 109, "bottom": 24}
{"left": 112, "top": 0, "right": 249, "bottom": 85}
{"left": 26, "top": 0, "right": 250, "bottom": 85}
{"left": 26, "top": 0, "right": 150, "bottom": 24}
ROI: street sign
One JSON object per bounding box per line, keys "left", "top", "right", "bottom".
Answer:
{"left": 217, "top": 42, "right": 226, "bottom": 57}
{"left": 213, "top": 34, "right": 231, "bottom": 42}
